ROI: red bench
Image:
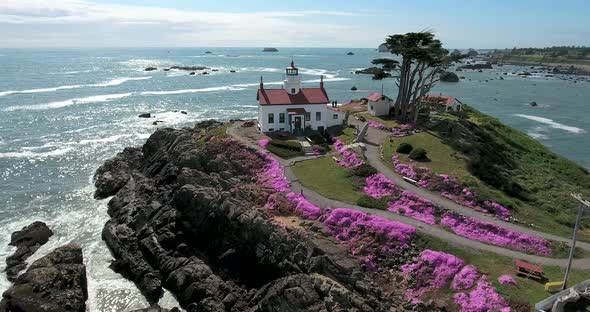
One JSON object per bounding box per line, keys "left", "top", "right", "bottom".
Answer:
{"left": 515, "top": 260, "right": 544, "bottom": 280}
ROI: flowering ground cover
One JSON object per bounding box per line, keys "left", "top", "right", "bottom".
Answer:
{"left": 285, "top": 192, "right": 322, "bottom": 220}
{"left": 453, "top": 276, "right": 511, "bottom": 312}
{"left": 402, "top": 250, "right": 510, "bottom": 311}
{"left": 333, "top": 139, "right": 365, "bottom": 168}
{"left": 365, "top": 119, "right": 413, "bottom": 137}
{"left": 497, "top": 275, "right": 516, "bottom": 285}
{"left": 391, "top": 155, "right": 511, "bottom": 220}
{"left": 388, "top": 191, "right": 437, "bottom": 225}
{"left": 441, "top": 212, "right": 551, "bottom": 256}
{"left": 322, "top": 208, "right": 417, "bottom": 270}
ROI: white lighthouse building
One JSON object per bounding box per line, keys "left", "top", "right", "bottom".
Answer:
{"left": 257, "top": 61, "right": 345, "bottom": 135}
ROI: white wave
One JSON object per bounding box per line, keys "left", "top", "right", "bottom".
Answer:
{"left": 78, "top": 134, "right": 133, "bottom": 145}
{"left": 140, "top": 86, "right": 246, "bottom": 95}
{"left": 303, "top": 77, "right": 351, "bottom": 83}
{"left": 0, "top": 77, "right": 151, "bottom": 97}
{"left": 299, "top": 68, "right": 337, "bottom": 79}
{"left": 4, "top": 93, "right": 133, "bottom": 111}
{"left": 92, "top": 76, "right": 152, "bottom": 87}
{"left": 515, "top": 114, "right": 586, "bottom": 134}
{"left": 0, "top": 147, "right": 73, "bottom": 159}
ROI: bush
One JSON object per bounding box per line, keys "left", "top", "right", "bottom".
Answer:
{"left": 409, "top": 147, "right": 428, "bottom": 161}
{"left": 351, "top": 164, "right": 378, "bottom": 178}
{"left": 396, "top": 142, "right": 413, "bottom": 154}
{"left": 270, "top": 140, "right": 302, "bottom": 152}
{"left": 304, "top": 128, "right": 327, "bottom": 144}
{"left": 356, "top": 195, "right": 388, "bottom": 210}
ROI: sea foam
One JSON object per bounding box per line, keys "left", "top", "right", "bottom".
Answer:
{"left": 0, "top": 77, "right": 151, "bottom": 97}
{"left": 4, "top": 93, "right": 133, "bottom": 111}
{"left": 515, "top": 114, "right": 586, "bottom": 134}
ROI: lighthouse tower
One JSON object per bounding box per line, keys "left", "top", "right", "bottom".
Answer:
{"left": 283, "top": 60, "right": 301, "bottom": 95}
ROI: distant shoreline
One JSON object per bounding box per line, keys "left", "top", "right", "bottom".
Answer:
{"left": 498, "top": 58, "right": 590, "bottom": 75}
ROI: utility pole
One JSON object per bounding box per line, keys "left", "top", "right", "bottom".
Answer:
{"left": 562, "top": 193, "right": 589, "bottom": 290}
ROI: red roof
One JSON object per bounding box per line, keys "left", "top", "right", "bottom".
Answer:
{"left": 425, "top": 95, "right": 456, "bottom": 106}
{"left": 258, "top": 88, "right": 329, "bottom": 105}
{"left": 366, "top": 92, "right": 384, "bottom": 102}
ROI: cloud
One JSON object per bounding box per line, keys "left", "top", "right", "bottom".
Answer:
{"left": 0, "top": 0, "right": 383, "bottom": 47}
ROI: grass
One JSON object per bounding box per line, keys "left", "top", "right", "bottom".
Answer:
{"left": 291, "top": 156, "right": 363, "bottom": 204}
{"left": 420, "top": 234, "right": 590, "bottom": 306}
{"left": 357, "top": 112, "right": 399, "bottom": 128}
{"left": 381, "top": 108, "right": 590, "bottom": 241}
{"left": 382, "top": 131, "right": 471, "bottom": 178}
{"left": 326, "top": 125, "right": 357, "bottom": 144}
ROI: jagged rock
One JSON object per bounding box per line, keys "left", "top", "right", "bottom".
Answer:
{"left": 347, "top": 52, "right": 354, "bottom": 55}
{"left": 458, "top": 62, "right": 492, "bottom": 70}
{"left": 130, "top": 306, "right": 180, "bottom": 312}
{"left": 189, "top": 72, "right": 196, "bottom": 76}
{"left": 351, "top": 86, "right": 358, "bottom": 91}
{"left": 518, "top": 72, "right": 532, "bottom": 76}
{"left": 139, "top": 113, "right": 151, "bottom": 118}
{"left": 439, "top": 71, "right": 459, "bottom": 82}
{"left": 144, "top": 67, "right": 158, "bottom": 71}
{"left": 0, "top": 243, "right": 87, "bottom": 312}
{"left": 530, "top": 101, "right": 538, "bottom": 107}
{"left": 205, "top": 51, "right": 212, "bottom": 54}
{"left": 262, "top": 48, "right": 278, "bottom": 52}
{"left": 181, "top": 111, "right": 187, "bottom": 115}
{"left": 230, "top": 70, "right": 236, "bottom": 73}
{"left": 4, "top": 221, "right": 54, "bottom": 282}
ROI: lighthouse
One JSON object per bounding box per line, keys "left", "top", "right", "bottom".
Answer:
{"left": 284, "top": 60, "right": 301, "bottom": 95}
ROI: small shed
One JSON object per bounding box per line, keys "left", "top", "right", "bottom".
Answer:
{"left": 363, "top": 92, "right": 393, "bottom": 117}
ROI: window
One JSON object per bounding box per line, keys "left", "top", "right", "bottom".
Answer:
{"left": 305, "top": 112, "right": 310, "bottom": 121}
{"left": 280, "top": 128, "right": 284, "bottom": 131}
{"left": 291, "top": 88, "right": 296, "bottom": 94}
{"left": 370, "top": 105, "right": 374, "bottom": 110}
{"left": 316, "top": 112, "right": 321, "bottom": 121}
{"left": 269, "top": 128, "right": 274, "bottom": 132}
{"left": 279, "top": 113, "right": 285, "bottom": 123}
{"left": 333, "top": 114, "right": 338, "bottom": 119}
{"left": 268, "top": 113, "right": 274, "bottom": 123}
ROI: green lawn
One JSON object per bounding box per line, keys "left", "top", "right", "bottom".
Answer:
{"left": 291, "top": 156, "right": 363, "bottom": 204}
{"left": 421, "top": 234, "right": 590, "bottom": 306}
{"left": 382, "top": 131, "right": 471, "bottom": 178}
{"left": 326, "top": 126, "right": 357, "bottom": 144}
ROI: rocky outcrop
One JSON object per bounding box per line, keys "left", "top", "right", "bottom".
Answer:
{"left": 93, "top": 121, "right": 405, "bottom": 311}
{"left": 355, "top": 67, "right": 391, "bottom": 80}
{"left": 458, "top": 62, "right": 493, "bottom": 70}
{"left": 439, "top": 71, "right": 460, "bottom": 82}
{"left": 139, "top": 113, "right": 151, "bottom": 118}
{"left": 0, "top": 243, "right": 87, "bottom": 312}
{"left": 347, "top": 51, "right": 354, "bottom": 55}
{"left": 145, "top": 67, "right": 158, "bottom": 71}
{"left": 4, "top": 221, "right": 53, "bottom": 282}
{"left": 378, "top": 43, "right": 389, "bottom": 52}
{"left": 167, "top": 66, "right": 209, "bottom": 71}
{"left": 262, "top": 48, "right": 278, "bottom": 52}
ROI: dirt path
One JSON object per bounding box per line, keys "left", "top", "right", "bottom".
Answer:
{"left": 227, "top": 121, "right": 590, "bottom": 269}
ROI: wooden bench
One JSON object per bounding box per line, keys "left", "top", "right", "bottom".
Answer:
{"left": 515, "top": 260, "right": 544, "bottom": 280}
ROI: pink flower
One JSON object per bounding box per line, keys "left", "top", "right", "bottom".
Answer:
{"left": 258, "top": 138, "right": 270, "bottom": 148}
{"left": 333, "top": 139, "right": 365, "bottom": 168}
{"left": 498, "top": 275, "right": 516, "bottom": 285}
{"left": 286, "top": 192, "right": 322, "bottom": 220}
{"left": 388, "top": 191, "right": 437, "bottom": 225}
{"left": 453, "top": 276, "right": 510, "bottom": 312}
{"left": 256, "top": 151, "right": 290, "bottom": 193}
{"left": 363, "top": 173, "right": 397, "bottom": 199}
{"left": 441, "top": 212, "right": 551, "bottom": 255}
{"left": 452, "top": 265, "right": 479, "bottom": 290}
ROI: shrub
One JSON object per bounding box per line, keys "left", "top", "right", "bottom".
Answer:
{"left": 270, "top": 140, "right": 302, "bottom": 152}
{"left": 356, "top": 195, "right": 388, "bottom": 210}
{"left": 396, "top": 142, "right": 413, "bottom": 154}
{"left": 351, "top": 164, "right": 378, "bottom": 177}
{"left": 304, "top": 128, "right": 327, "bottom": 144}
{"left": 409, "top": 147, "right": 428, "bottom": 161}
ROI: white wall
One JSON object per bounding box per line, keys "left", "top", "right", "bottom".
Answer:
{"left": 367, "top": 99, "right": 392, "bottom": 116}
{"left": 258, "top": 103, "right": 334, "bottom": 133}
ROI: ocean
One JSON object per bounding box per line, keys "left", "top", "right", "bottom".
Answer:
{"left": 0, "top": 47, "right": 588, "bottom": 310}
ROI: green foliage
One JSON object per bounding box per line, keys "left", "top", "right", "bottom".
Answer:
{"left": 304, "top": 128, "right": 326, "bottom": 144}
{"left": 409, "top": 147, "right": 428, "bottom": 161}
{"left": 371, "top": 58, "right": 398, "bottom": 71}
{"left": 356, "top": 195, "right": 388, "bottom": 210}
{"left": 350, "top": 164, "right": 378, "bottom": 177}
{"left": 267, "top": 139, "right": 303, "bottom": 158}
{"left": 396, "top": 142, "right": 414, "bottom": 154}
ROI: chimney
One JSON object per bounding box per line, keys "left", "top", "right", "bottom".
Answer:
{"left": 260, "top": 76, "right": 264, "bottom": 90}
{"left": 320, "top": 75, "right": 324, "bottom": 89}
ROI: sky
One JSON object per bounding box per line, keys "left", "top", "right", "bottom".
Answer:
{"left": 0, "top": 0, "right": 589, "bottom": 49}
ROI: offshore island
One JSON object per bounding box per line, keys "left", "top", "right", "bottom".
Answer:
{"left": 2, "top": 33, "right": 590, "bottom": 312}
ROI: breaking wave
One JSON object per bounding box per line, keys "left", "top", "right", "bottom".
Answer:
{"left": 515, "top": 114, "right": 586, "bottom": 134}
{"left": 0, "top": 147, "right": 74, "bottom": 159}
{"left": 4, "top": 93, "right": 133, "bottom": 111}
{"left": 0, "top": 77, "right": 151, "bottom": 97}
{"left": 140, "top": 86, "right": 246, "bottom": 95}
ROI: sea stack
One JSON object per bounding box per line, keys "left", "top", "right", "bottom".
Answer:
{"left": 262, "top": 47, "right": 278, "bottom": 52}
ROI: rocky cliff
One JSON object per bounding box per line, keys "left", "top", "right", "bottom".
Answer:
{"left": 93, "top": 120, "right": 407, "bottom": 311}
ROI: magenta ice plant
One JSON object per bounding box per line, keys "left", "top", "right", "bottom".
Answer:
{"left": 453, "top": 275, "right": 511, "bottom": 312}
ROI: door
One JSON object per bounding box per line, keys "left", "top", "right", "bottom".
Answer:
{"left": 294, "top": 116, "right": 302, "bottom": 135}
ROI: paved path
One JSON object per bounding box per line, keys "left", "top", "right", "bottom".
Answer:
{"left": 227, "top": 121, "right": 590, "bottom": 269}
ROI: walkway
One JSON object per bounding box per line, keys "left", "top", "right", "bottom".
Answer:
{"left": 227, "top": 121, "right": 590, "bottom": 269}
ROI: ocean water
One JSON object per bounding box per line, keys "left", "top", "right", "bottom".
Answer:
{"left": 0, "top": 48, "right": 588, "bottom": 310}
